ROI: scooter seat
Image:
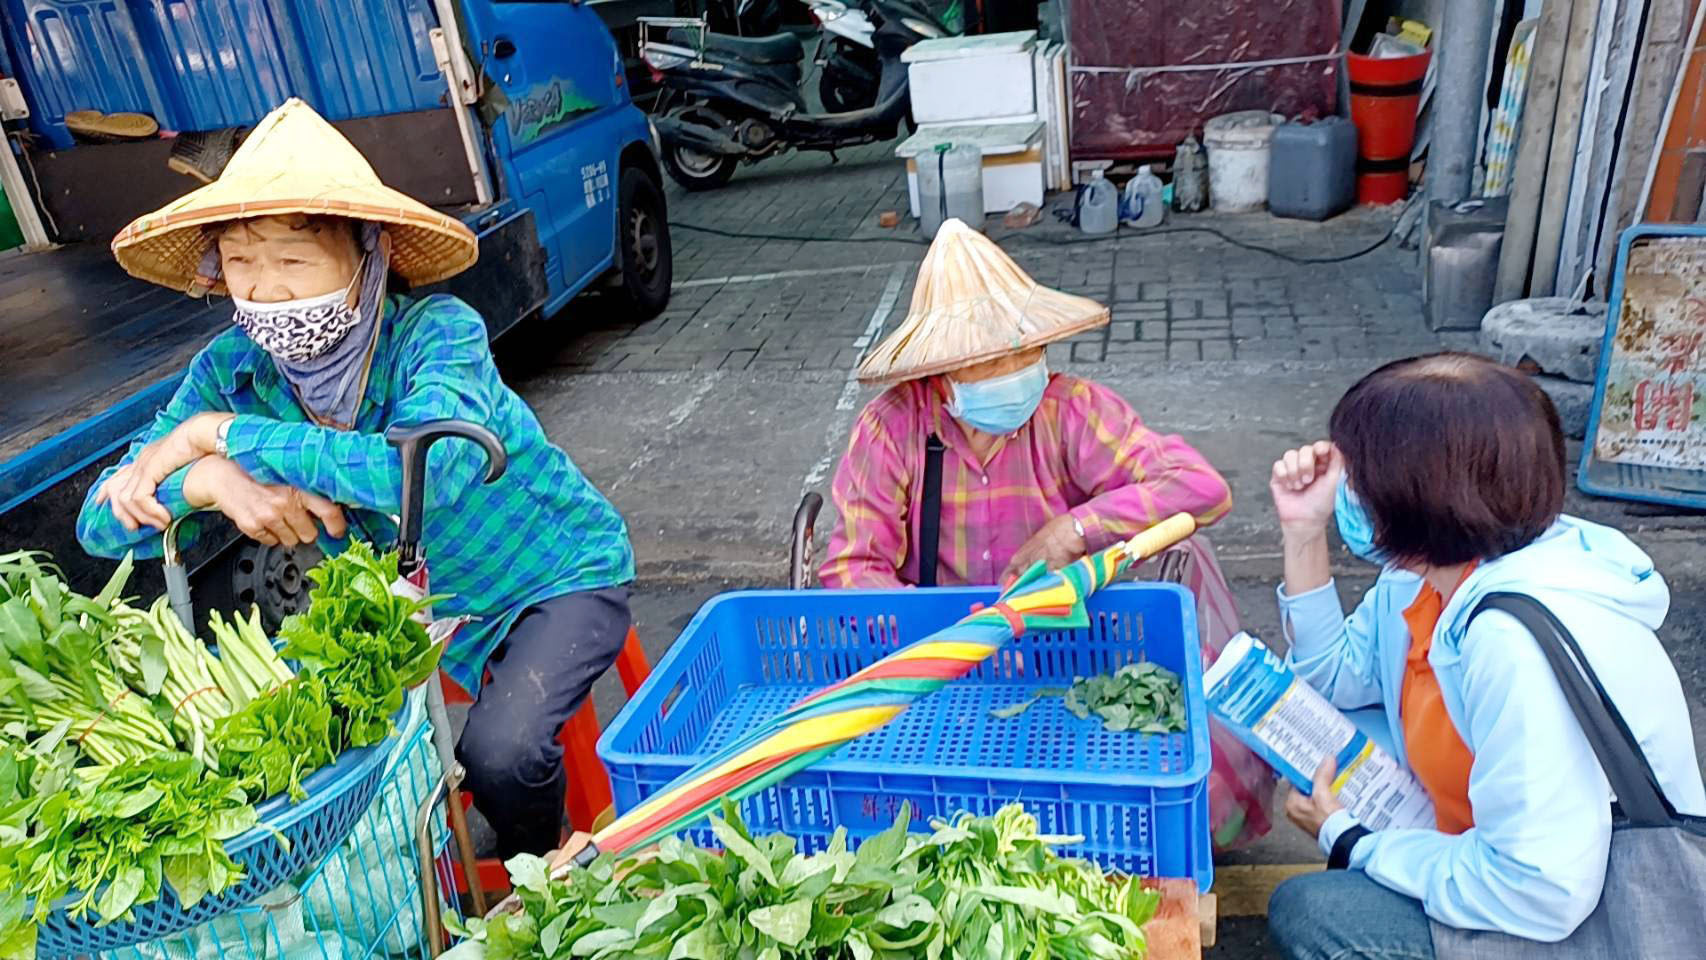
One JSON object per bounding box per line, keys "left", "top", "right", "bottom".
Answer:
{"left": 671, "top": 28, "right": 803, "bottom": 65}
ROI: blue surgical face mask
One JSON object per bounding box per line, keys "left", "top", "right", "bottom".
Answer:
{"left": 947, "top": 359, "right": 1049, "bottom": 435}
{"left": 1335, "top": 476, "right": 1387, "bottom": 564}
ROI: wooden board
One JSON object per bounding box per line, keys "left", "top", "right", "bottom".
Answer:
{"left": 1210, "top": 863, "right": 1323, "bottom": 917}
{"left": 1529, "top": 0, "right": 1604, "bottom": 297}
{"left": 1494, "top": 0, "right": 1574, "bottom": 301}
{"left": 1595, "top": 0, "right": 1697, "bottom": 284}
{"left": 1639, "top": 0, "right": 1706, "bottom": 221}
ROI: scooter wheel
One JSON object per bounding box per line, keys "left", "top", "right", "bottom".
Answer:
{"left": 663, "top": 144, "right": 738, "bottom": 191}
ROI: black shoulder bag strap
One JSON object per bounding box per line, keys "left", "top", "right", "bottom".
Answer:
{"left": 1471, "top": 592, "right": 1676, "bottom": 827}
{"left": 917, "top": 434, "right": 946, "bottom": 588}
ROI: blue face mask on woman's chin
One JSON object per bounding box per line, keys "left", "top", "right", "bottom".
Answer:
{"left": 1335, "top": 475, "right": 1389, "bottom": 564}
{"left": 947, "top": 359, "right": 1049, "bottom": 435}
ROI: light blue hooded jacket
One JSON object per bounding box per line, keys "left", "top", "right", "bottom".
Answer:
{"left": 1278, "top": 515, "right": 1706, "bottom": 941}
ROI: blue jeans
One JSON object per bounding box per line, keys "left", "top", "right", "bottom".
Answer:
{"left": 1269, "top": 869, "right": 1436, "bottom": 960}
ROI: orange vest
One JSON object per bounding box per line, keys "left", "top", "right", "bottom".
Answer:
{"left": 1400, "top": 573, "right": 1477, "bottom": 835}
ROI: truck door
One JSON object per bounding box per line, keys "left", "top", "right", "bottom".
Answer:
{"left": 455, "top": 0, "right": 622, "bottom": 298}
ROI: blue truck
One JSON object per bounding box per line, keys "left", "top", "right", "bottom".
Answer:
{"left": 0, "top": 0, "right": 671, "bottom": 614}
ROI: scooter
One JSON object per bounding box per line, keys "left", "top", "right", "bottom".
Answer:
{"left": 805, "top": 0, "right": 962, "bottom": 111}
{"left": 640, "top": 4, "right": 946, "bottom": 191}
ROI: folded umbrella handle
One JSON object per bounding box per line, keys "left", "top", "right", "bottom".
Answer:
{"left": 385, "top": 420, "right": 508, "bottom": 574}
{"left": 1120, "top": 513, "right": 1197, "bottom": 564}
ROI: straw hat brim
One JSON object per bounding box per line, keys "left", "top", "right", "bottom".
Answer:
{"left": 856, "top": 289, "right": 1108, "bottom": 384}
{"left": 111, "top": 187, "right": 477, "bottom": 296}
{"left": 110, "top": 99, "right": 477, "bottom": 295}
{"left": 854, "top": 219, "right": 1109, "bottom": 385}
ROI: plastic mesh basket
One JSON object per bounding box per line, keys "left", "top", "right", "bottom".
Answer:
{"left": 34, "top": 699, "right": 416, "bottom": 958}
{"left": 598, "top": 583, "right": 1214, "bottom": 890}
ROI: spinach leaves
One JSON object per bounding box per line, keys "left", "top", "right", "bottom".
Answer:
{"left": 448, "top": 803, "right": 1160, "bottom": 960}
{"left": 989, "top": 662, "right": 1188, "bottom": 734}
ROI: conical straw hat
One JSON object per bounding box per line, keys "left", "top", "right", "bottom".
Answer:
{"left": 857, "top": 219, "right": 1108, "bottom": 384}
{"left": 112, "top": 98, "right": 477, "bottom": 294}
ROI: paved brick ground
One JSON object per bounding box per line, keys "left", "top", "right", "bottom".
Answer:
{"left": 556, "top": 140, "right": 1473, "bottom": 375}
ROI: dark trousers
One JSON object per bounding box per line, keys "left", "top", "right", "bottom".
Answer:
{"left": 455, "top": 586, "right": 632, "bottom": 859}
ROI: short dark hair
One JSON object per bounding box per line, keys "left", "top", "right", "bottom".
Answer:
{"left": 1329, "top": 352, "right": 1565, "bottom": 567}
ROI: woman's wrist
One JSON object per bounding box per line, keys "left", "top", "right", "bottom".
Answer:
{"left": 1280, "top": 521, "right": 1331, "bottom": 544}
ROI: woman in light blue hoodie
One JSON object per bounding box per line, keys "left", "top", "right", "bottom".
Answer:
{"left": 1263, "top": 353, "right": 1705, "bottom": 958}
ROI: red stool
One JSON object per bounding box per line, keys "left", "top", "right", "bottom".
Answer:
{"left": 440, "top": 624, "right": 651, "bottom": 892}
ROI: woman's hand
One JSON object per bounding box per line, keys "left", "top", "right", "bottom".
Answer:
{"left": 1285, "top": 756, "right": 1347, "bottom": 840}
{"left": 183, "top": 457, "right": 347, "bottom": 547}
{"left": 95, "top": 413, "right": 235, "bottom": 531}
{"left": 1000, "top": 513, "right": 1087, "bottom": 587}
{"left": 1270, "top": 441, "right": 1342, "bottom": 537}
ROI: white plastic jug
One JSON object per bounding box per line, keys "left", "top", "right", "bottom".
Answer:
{"left": 1079, "top": 169, "right": 1118, "bottom": 235}
{"left": 917, "top": 143, "right": 984, "bottom": 238}
{"left": 1122, "top": 165, "right": 1166, "bottom": 228}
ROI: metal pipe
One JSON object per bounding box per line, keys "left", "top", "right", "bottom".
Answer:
{"left": 1427, "top": 0, "right": 1498, "bottom": 204}
{"left": 416, "top": 775, "right": 451, "bottom": 958}
{"left": 0, "top": 134, "right": 51, "bottom": 248}
{"left": 445, "top": 768, "right": 487, "bottom": 916}
{"left": 429, "top": 0, "right": 495, "bottom": 206}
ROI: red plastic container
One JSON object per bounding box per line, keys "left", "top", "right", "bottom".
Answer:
{"left": 1346, "top": 50, "right": 1431, "bottom": 204}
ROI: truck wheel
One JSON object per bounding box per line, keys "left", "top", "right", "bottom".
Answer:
{"left": 616, "top": 168, "right": 673, "bottom": 319}
{"left": 191, "top": 540, "right": 322, "bottom": 633}
{"left": 663, "top": 145, "right": 737, "bottom": 191}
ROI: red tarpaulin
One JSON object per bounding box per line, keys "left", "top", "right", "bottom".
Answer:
{"left": 1068, "top": 0, "right": 1341, "bottom": 161}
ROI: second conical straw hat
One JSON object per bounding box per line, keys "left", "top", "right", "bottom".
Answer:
{"left": 858, "top": 219, "right": 1109, "bottom": 384}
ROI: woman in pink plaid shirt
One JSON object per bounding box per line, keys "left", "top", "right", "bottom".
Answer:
{"left": 819, "top": 220, "right": 1275, "bottom": 851}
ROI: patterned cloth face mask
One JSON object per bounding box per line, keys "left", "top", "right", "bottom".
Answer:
{"left": 231, "top": 262, "right": 366, "bottom": 363}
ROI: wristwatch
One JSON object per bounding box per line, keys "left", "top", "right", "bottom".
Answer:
{"left": 215, "top": 416, "right": 234, "bottom": 458}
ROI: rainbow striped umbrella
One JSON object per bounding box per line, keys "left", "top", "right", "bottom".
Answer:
{"left": 563, "top": 513, "right": 1198, "bottom": 873}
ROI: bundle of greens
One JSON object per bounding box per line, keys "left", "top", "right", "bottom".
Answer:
{"left": 0, "top": 743, "right": 256, "bottom": 959}
{"left": 448, "top": 802, "right": 1160, "bottom": 960}
{"left": 989, "top": 661, "right": 1188, "bottom": 734}
{"left": 212, "top": 541, "right": 442, "bottom": 801}
{"left": 0, "top": 541, "right": 444, "bottom": 957}
{"left": 0, "top": 554, "right": 176, "bottom": 767}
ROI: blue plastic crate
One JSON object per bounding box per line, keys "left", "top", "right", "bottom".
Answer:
{"left": 598, "top": 583, "right": 1213, "bottom": 891}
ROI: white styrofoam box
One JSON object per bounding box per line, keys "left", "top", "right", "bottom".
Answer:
{"left": 903, "top": 31, "right": 1038, "bottom": 125}
{"left": 896, "top": 121, "right": 1045, "bottom": 215}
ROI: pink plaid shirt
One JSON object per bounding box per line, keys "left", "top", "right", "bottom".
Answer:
{"left": 819, "top": 374, "right": 1233, "bottom": 587}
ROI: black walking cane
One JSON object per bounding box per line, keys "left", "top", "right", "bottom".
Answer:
{"left": 386, "top": 420, "right": 507, "bottom": 956}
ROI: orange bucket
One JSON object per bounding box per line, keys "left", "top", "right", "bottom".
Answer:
{"left": 1347, "top": 50, "right": 1430, "bottom": 204}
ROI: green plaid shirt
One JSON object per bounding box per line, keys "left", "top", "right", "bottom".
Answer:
{"left": 77, "top": 294, "right": 635, "bottom": 692}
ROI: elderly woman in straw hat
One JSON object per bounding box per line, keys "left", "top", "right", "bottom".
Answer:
{"left": 76, "top": 100, "right": 635, "bottom": 860}
{"left": 819, "top": 219, "right": 1276, "bottom": 850}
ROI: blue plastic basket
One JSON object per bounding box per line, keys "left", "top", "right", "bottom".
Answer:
{"left": 598, "top": 583, "right": 1213, "bottom": 891}
{"left": 34, "top": 698, "right": 413, "bottom": 958}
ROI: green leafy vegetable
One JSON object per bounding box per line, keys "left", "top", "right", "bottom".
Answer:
{"left": 990, "top": 662, "right": 1187, "bottom": 733}
{"left": 212, "top": 541, "right": 444, "bottom": 801}
{"left": 0, "top": 542, "right": 444, "bottom": 957}
{"left": 448, "top": 803, "right": 1160, "bottom": 960}
{"left": 0, "top": 752, "right": 253, "bottom": 958}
